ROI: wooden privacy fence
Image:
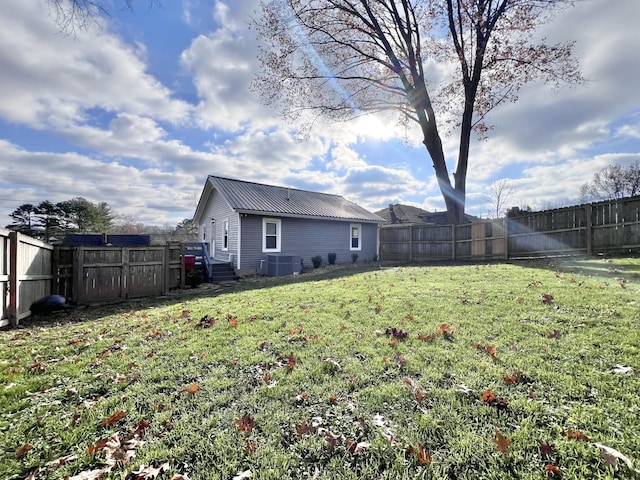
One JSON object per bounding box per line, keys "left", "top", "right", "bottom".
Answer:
{"left": 380, "top": 220, "right": 506, "bottom": 262}
{"left": 379, "top": 196, "right": 640, "bottom": 262}
{"left": 54, "top": 244, "right": 184, "bottom": 305}
{"left": 1, "top": 229, "right": 54, "bottom": 327}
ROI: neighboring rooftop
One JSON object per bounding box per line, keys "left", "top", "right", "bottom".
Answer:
{"left": 375, "top": 204, "right": 480, "bottom": 225}
{"left": 194, "top": 176, "right": 384, "bottom": 223}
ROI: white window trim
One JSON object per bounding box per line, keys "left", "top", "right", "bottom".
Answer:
{"left": 222, "top": 218, "right": 229, "bottom": 251}
{"left": 262, "top": 218, "right": 281, "bottom": 253}
{"left": 350, "top": 223, "right": 362, "bottom": 251}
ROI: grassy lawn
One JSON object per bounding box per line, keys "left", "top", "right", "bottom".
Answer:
{"left": 1, "top": 257, "right": 639, "bottom": 479}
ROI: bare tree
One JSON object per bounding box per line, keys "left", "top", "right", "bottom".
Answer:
{"left": 580, "top": 161, "right": 640, "bottom": 202}
{"left": 486, "top": 178, "right": 514, "bottom": 218}
{"left": 253, "top": 0, "right": 583, "bottom": 223}
{"left": 47, "top": 1, "right": 158, "bottom": 32}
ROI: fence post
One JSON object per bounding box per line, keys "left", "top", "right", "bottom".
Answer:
{"left": 503, "top": 217, "right": 509, "bottom": 260}
{"left": 8, "top": 231, "right": 18, "bottom": 327}
{"left": 585, "top": 204, "right": 593, "bottom": 255}
{"left": 163, "top": 244, "right": 170, "bottom": 295}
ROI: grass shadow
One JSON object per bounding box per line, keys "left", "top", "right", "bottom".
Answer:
{"left": 14, "top": 263, "right": 384, "bottom": 331}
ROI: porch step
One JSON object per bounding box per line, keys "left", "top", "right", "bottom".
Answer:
{"left": 209, "top": 262, "right": 239, "bottom": 283}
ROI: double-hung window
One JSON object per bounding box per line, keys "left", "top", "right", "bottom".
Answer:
{"left": 263, "top": 218, "right": 281, "bottom": 252}
{"left": 350, "top": 224, "right": 361, "bottom": 251}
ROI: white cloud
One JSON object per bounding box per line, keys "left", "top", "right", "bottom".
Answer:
{"left": 0, "top": 0, "right": 191, "bottom": 130}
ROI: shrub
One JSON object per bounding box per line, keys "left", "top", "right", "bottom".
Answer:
{"left": 351, "top": 253, "right": 359, "bottom": 264}
{"left": 328, "top": 252, "right": 337, "bottom": 265}
{"left": 311, "top": 255, "right": 323, "bottom": 268}
{"left": 186, "top": 268, "right": 206, "bottom": 288}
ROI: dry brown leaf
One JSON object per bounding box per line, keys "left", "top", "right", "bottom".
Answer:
{"left": 493, "top": 428, "right": 511, "bottom": 453}
{"left": 408, "top": 443, "right": 431, "bottom": 465}
{"left": 287, "top": 352, "right": 296, "bottom": 370}
{"left": 346, "top": 440, "right": 371, "bottom": 454}
{"left": 47, "top": 454, "right": 78, "bottom": 469}
{"left": 68, "top": 467, "right": 110, "bottom": 480}
{"left": 481, "top": 390, "right": 497, "bottom": 404}
{"left": 99, "top": 410, "right": 127, "bottom": 427}
{"left": 235, "top": 414, "right": 256, "bottom": 434}
{"left": 132, "top": 462, "right": 170, "bottom": 479}
{"left": 15, "top": 444, "right": 33, "bottom": 458}
{"left": 181, "top": 383, "right": 199, "bottom": 394}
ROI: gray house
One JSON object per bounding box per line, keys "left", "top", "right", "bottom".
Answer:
{"left": 192, "top": 176, "right": 384, "bottom": 276}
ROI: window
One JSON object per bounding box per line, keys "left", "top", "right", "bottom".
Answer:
{"left": 262, "top": 218, "right": 281, "bottom": 252}
{"left": 222, "top": 219, "right": 229, "bottom": 251}
{"left": 350, "top": 224, "right": 361, "bottom": 251}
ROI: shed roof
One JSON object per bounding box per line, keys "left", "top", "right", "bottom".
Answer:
{"left": 194, "top": 176, "right": 384, "bottom": 223}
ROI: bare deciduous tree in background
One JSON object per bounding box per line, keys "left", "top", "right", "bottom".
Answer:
{"left": 580, "top": 161, "right": 640, "bottom": 202}
{"left": 47, "top": 1, "right": 157, "bottom": 32}
{"left": 486, "top": 178, "right": 514, "bottom": 218}
{"left": 253, "top": 0, "right": 584, "bottom": 223}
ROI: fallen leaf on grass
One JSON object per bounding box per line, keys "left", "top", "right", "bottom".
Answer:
{"left": 493, "top": 428, "right": 511, "bottom": 453}
{"left": 180, "top": 383, "right": 199, "bottom": 395}
{"left": 294, "top": 391, "right": 309, "bottom": 403}
{"left": 611, "top": 364, "right": 633, "bottom": 375}
{"left": 346, "top": 440, "right": 370, "bottom": 454}
{"left": 287, "top": 353, "right": 296, "bottom": 370}
{"left": 197, "top": 315, "right": 216, "bottom": 328}
{"left": 545, "top": 464, "right": 561, "bottom": 476}
{"left": 481, "top": 390, "right": 497, "bottom": 404}
{"left": 503, "top": 373, "right": 521, "bottom": 384}
{"left": 99, "top": 411, "right": 127, "bottom": 428}
{"left": 594, "top": 442, "right": 634, "bottom": 471}
{"left": 323, "top": 430, "right": 343, "bottom": 452}
{"left": 472, "top": 342, "right": 496, "bottom": 357}
{"left": 417, "top": 333, "right": 437, "bottom": 342}
{"left": 385, "top": 327, "right": 408, "bottom": 339}
{"left": 540, "top": 293, "right": 554, "bottom": 304}
{"left": 245, "top": 440, "right": 256, "bottom": 454}
{"left": 68, "top": 467, "right": 108, "bottom": 480}
{"left": 408, "top": 444, "right": 431, "bottom": 465}
{"left": 296, "top": 422, "right": 313, "bottom": 438}
{"left": 15, "top": 444, "right": 33, "bottom": 458}
{"left": 436, "top": 323, "right": 454, "bottom": 340}
{"left": 564, "top": 429, "right": 589, "bottom": 441}
{"left": 233, "top": 471, "right": 252, "bottom": 480}
{"left": 236, "top": 414, "right": 256, "bottom": 434}
{"left": 132, "top": 462, "right": 170, "bottom": 479}
{"left": 47, "top": 454, "right": 78, "bottom": 469}
{"left": 539, "top": 441, "right": 555, "bottom": 458}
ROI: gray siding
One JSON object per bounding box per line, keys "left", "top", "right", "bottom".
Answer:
{"left": 239, "top": 215, "right": 378, "bottom": 272}
{"left": 199, "top": 189, "right": 239, "bottom": 266}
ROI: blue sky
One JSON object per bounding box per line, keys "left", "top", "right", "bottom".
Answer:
{"left": 1, "top": 0, "right": 639, "bottom": 227}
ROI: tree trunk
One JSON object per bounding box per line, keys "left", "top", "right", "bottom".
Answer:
{"left": 420, "top": 113, "right": 466, "bottom": 224}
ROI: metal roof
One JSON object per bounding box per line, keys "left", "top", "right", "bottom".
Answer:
{"left": 206, "top": 176, "right": 384, "bottom": 223}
